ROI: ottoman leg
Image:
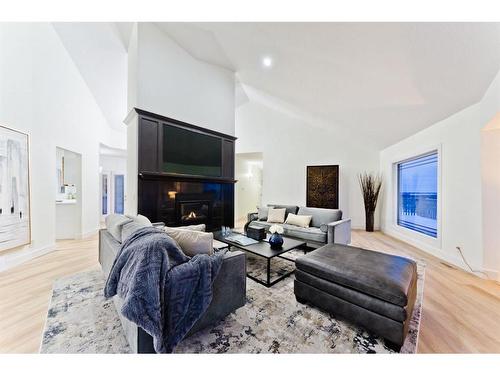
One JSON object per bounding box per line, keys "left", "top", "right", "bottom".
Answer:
{"left": 295, "top": 296, "right": 307, "bottom": 304}
{"left": 384, "top": 339, "right": 402, "bottom": 353}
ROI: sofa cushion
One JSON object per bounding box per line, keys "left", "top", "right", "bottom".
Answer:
{"left": 297, "top": 207, "right": 342, "bottom": 228}
{"left": 283, "top": 224, "right": 326, "bottom": 243}
{"left": 267, "top": 204, "right": 298, "bottom": 219}
{"left": 105, "top": 214, "right": 133, "bottom": 243}
{"left": 164, "top": 227, "right": 213, "bottom": 257}
{"left": 295, "top": 244, "right": 417, "bottom": 306}
{"left": 249, "top": 221, "right": 326, "bottom": 243}
{"left": 267, "top": 208, "right": 286, "bottom": 223}
{"left": 285, "top": 213, "right": 312, "bottom": 228}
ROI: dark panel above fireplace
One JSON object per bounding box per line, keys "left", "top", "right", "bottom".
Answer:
{"left": 133, "top": 109, "right": 236, "bottom": 229}
{"left": 136, "top": 108, "right": 236, "bottom": 181}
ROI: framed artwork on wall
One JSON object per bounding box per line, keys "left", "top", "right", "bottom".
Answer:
{"left": 306, "top": 165, "right": 339, "bottom": 209}
{"left": 0, "top": 125, "right": 31, "bottom": 251}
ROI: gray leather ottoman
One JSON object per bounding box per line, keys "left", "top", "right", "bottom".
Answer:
{"left": 294, "top": 243, "right": 417, "bottom": 350}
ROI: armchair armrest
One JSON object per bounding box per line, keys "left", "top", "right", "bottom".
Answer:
{"left": 247, "top": 212, "right": 258, "bottom": 222}
{"left": 152, "top": 222, "right": 165, "bottom": 229}
{"left": 326, "top": 218, "right": 351, "bottom": 245}
{"left": 243, "top": 212, "right": 259, "bottom": 234}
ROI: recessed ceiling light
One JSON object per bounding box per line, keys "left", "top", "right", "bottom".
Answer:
{"left": 262, "top": 56, "right": 273, "bottom": 68}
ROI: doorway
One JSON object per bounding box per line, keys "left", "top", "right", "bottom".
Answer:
{"left": 99, "top": 145, "right": 127, "bottom": 223}
{"left": 55, "top": 147, "right": 82, "bottom": 239}
{"left": 235, "top": 152, "right": 263, "bottom": 229}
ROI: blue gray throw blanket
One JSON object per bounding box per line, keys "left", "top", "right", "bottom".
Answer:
{"left": 104, "top": 226, "right": 224, "bottom": 353}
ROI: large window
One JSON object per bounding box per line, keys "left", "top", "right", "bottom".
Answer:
{"left": 397, "top": 151, "right": 438, "bottom": 238}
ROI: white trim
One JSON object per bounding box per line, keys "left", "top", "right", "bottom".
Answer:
{"left": 383, "top": 226, "right": 493, "bottom": 278}
{"left": 81, "top": 228, "right": 99, "bottom": 239}
{"left": 100, "top": 172, "right": 111, "bottom": 220}
{"left": 483, "top": 268, "right": 500, "bottom": 282}
{"left": 390, "top": 144, "right": 442, "bottom": 249}
{"left": 0, "top": 244, "right": 55, "bottom": 272}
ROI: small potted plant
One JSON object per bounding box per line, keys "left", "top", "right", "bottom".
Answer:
{"left": 269, "top": 224, "right": 284, "bottom": 249}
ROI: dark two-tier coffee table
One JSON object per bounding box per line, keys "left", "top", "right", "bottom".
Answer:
{"left": 213, "top": 231, "right": 306, "bottom": 287}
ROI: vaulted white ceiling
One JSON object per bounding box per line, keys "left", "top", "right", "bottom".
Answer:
{"left": 156, "top": 22, "right": 500, "bottom": 148}
{"left": 53, "top": 22, "right": 128, "bottom": 131}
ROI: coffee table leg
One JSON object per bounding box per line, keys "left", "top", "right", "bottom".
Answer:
{"left": 267, "top": 258, "right": 271, "bottom": 286}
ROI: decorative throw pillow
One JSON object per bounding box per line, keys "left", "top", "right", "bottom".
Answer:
{"left": 267, "top": 208, "right": 286, "bottom": 223}
{"left": 164, "top": 227, "right": 213, "bottom": 257}
{"left": 121, "top": 221, "right": 147, "bottom": 243}
{"left": 257, "top": 206, "right": 270, "bottom": 221}
{"left": 105, "top": 214, "right": 133, "bottom": 243}
{"left": 285, "top": 213, "right": 313, "bottom": 228}
{"left": 126, "top": 214, "right": 152, "bottom": 227}
{"left": 174, "top": 224, "right": 206, "bottom": 232}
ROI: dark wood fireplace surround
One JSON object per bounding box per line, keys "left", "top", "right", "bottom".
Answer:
{"left": 134, "top": 109, "right": 236, "bottom": 231}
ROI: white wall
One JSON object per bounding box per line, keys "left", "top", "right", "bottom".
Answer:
{"left": 125, "top": 23, "right": 236, "bottom": 216}
{"left": 481, "top": 120, "right": 500, "bottom": 280}
{"left": 379, "top": 69, "right": 500, "bottom": 276}
{"left": 236, "top": 100, "right": 380, "bottom": 229}
{"left": 128, "top": 23, "right": 235, "bottom": 136}
{"left": 0, "top": 23, "right": 126, "bottom": 270}
{"left": 480, "top": 69, "right": 500, "bottom": 281}
{"left": 100, "top": 155, "right": 127, "bottom": 175}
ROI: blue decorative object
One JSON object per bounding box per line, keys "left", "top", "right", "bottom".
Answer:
{"left": 269, "top": 233, "right": 284, "bottom": 249}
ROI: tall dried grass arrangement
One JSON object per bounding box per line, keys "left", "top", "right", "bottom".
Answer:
{"left": 358, "top": 173, "right": 382, "bottom": 231}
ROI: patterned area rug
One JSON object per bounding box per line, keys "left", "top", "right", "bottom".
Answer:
{"left": 40, "top": 250, "right": 425, "bottom": 354}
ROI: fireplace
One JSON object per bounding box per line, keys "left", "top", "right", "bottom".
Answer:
{"left": 138, "top": 177, "right": 233, "bottom": 231}
{"left": 176, "top": 194, "right": 213, "bottom": 226}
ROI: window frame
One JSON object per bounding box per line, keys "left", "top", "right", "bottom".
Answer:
{"left": 391, "top": 145, "right": 442, "bottom": 249}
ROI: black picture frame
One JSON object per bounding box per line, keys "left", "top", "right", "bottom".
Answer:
{"left": 306, "top": 165, "right": 339, "bottom": 209}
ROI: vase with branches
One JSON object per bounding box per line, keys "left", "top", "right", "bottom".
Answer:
{"left": 358, "top": 172, "right": 382, "bottom": 232}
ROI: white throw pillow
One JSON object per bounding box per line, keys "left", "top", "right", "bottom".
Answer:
{"left": 267, "top": 208, "right": 286, "bottom": 223}
{"left": 285, "top": 213, "right": 313, "bottom": 228}
{"left": 164, "top": 227, "right": 213, "bottom": 257}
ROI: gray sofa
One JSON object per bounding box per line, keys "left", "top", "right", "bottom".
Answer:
{"left": 246, "top": 204, "right": 351, "bottom": 248}
{"left": 99, "top": 224, "right": 247, "bottom": 353}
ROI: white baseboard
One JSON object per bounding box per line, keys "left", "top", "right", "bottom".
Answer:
{"left": 381, "top": 227, "right": 495, "bottom": 278}
{"left": 80, "top": 228, "right": 99, "bottom": 239}
{"left": 0, "top": 243, "right": 56, "bottom": 273}
{"left": 483, "top": 268, "right": 500, "bottom": 282}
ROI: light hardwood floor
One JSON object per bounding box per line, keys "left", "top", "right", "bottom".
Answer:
{"left": 0, "top": 230, "right": 499, "bottom": 353}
